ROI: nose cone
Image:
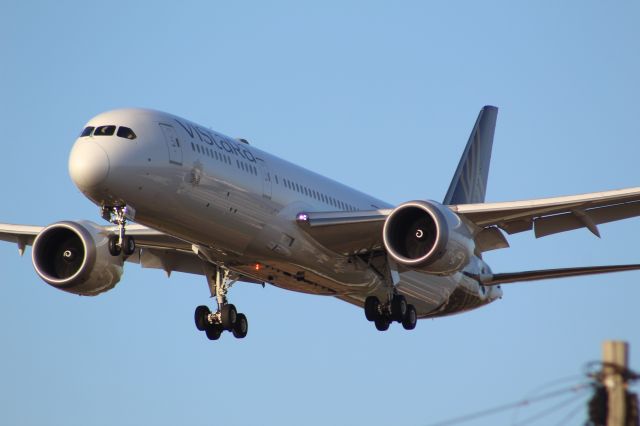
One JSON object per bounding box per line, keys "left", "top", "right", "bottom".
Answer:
{"left": 69, "top": 142, "right": 110, "bottom": 189}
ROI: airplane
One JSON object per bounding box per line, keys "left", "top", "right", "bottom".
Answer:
{"left": 2, "top": 105, "right": 640, "bottom": 341}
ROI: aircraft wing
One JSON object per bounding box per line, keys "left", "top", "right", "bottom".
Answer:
{"left": 0, "top": 224, "right": 43, "bottom": 255}
{"left": 296, "top": 186, "right": 640, "bottom": 255}
{"left": 450, "top": 186, "right": 640, "bottom": 238}
{"left": 295, "top": 210, "right": 391, "bottom": 255}
{"left": 0, "top": 222, "right": 203, "bottom": 276}
{"left": 0, "top": 223, "right": 192, "bottom": 250}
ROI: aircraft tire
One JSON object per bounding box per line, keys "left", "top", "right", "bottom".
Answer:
{"left": 402, "top": 304, "right": 417, "bottom": 330}
{"left": 108, "top": 235, "right": 121, "bottom": 256}
{"left": 364, "top": 296, "right": 380, "bottom": 322}
{"left": 194, "top": 305, "right": 211, "bottom": 331}
{"left": 391, "top": 295, "right": 407, "bottom": 322}
{"left": 374, "top": 316, "right": 390, "bottom": 331}
{"left": 232, "top": 313, "right": 248, "bottom": 339}
{"left": 205, "top": 324, "right": 223, "bottom": 340}
{"left": 221, "top": 304, "right": 237, "bottom": 331}
{"left": 123, "top": 236, "right": 136, "bottom": 256}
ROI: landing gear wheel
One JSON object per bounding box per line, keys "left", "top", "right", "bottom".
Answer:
{"left": 123, "top": 236, "right": 136, "bottom": 256}
{"left": 194, "top": 305, "right": 211, "bottom": 331}
{"left": 196, "top": 266, "right": 247, "bottom": 341}
{"left": 391, "top": 295, "right": 407, "bottom": 322}
{"left": 205, "top": 325, "right": 223, "bottom": 340}
{"left": 402, "top": 304, "right": 417, "bottom": 330}
{"left": 364, "top": 296, "right": 380, "bottom": 322}
{"left": 108, "top": 235, "right": 121, "bottom": 256}
{"left": 374, "top": 316, "right": 390, "bottom": 331}
{"left": 221, "top": 304, "right": 237, "bottom": 331}
{"left": 232, "top": 313, "right": 248, "bottom": 339}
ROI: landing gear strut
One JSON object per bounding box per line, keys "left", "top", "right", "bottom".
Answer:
{"left": 364, "top": 293, "right": 417, "bottom": 331}
{"left": 102, "top": 205, "right": 136, "bottom": 256}
{"left": 194, "top": 266, "right": 248, "bottom": 341}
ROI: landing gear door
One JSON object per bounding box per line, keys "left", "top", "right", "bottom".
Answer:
{"left": 257, "top": 159, "right": 272, "bottom": 199}
{"left": 159, "top": 123, "right": 182, "bottom": 166}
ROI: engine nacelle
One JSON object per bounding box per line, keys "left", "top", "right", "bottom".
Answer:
{"left": 382, "top": 200, "right": 475, "bottom": 275}
{"left": 31, "top": 221, "right": 124, "bottom": 296}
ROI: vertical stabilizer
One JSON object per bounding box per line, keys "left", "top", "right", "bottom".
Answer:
{"left": 443, "top": 106, "right": 498, "bottom": 205}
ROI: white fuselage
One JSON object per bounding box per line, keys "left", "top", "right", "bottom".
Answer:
{"left": 69, "top": 108, "right": 502, "bottom": 318}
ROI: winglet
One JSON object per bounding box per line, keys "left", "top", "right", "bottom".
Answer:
{"left": 443, "top": 106, "right": 498, "bottom": 205}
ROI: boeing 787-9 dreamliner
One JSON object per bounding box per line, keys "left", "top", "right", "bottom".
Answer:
{"left": 2, "top": 106, "right": 639, "bottom": 340}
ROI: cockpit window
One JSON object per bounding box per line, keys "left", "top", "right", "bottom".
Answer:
{"left": 94, "top": 125, "right": 116, "bottom": 136}
{"left": 80, "top": 126, "right": 94, "bottom": 137}
{"left": 117, "top": 126, "right": 137, "bottom": 140}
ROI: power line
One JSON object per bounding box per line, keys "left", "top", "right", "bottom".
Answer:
{"left": 512, "top": 389, "right": 590, "bottom": 426}
{"left": 425, "top": 343, "right": 639, "bottom": 426}
{"left": 424, "top": 383, "right": 592, "bottom": 426}
{"left": 552, "top": 396, "right": 590, "bottom": 426}
{"left": 510, "top": 374, "right": 587, "bottom": 424}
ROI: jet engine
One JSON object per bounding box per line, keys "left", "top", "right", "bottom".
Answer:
{"left": 31, "top": 221, "right": 124, "bottom": 296}
{"left": 382, "top": 200, "right": 475, "bottom": 275}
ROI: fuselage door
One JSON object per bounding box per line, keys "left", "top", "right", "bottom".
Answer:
{"left": 159, "top": 123, "right": 182, "bottom": 165}
{"left": 257, "top": 159, "right": 272, "bottom": 199}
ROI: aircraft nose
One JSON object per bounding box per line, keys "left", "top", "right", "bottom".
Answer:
{"left": 68, "top": 142, "right": 110, "bottom": 189}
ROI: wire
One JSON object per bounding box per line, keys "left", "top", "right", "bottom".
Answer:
{"left": 424, "top": 383, "right": 592, "bottom": 426}
{"left": 551, "top": 395, "right": 589, "bottom": 426}
{"left": 510, "top": 375, "right": 586, "bottom": 424}
{"left": 512, "top": 389, "right": 590, "bottom": 426}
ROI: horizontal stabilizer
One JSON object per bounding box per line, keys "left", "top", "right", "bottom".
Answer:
{"left": 482, "top": 264, "right": 640, "bottom": 286}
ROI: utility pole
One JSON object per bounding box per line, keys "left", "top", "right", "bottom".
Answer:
{"left": 603, "top": 341, "right": 629, "bottom": 426}
{"left": 588, "top": 341, "right": 639, "bottom": 426}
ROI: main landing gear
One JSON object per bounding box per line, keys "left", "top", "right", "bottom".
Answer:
{"left": 103, "top": 206, "right": 136, "bottom": 257}
{"left": 364, "top": 293, "right": 417, "bottom": 331}
{"left": 194, "top": 266, "right": 248, "bottom": 341}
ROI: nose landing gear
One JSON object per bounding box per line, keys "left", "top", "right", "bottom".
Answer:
{"left": 102, "top": 205, "right": 136, "bottom": 257}
{"left": 194, "top": 266, "right": 248, "bottom": 341}
{"left": 364, "top": 293, "right": 417, "bottom": 331}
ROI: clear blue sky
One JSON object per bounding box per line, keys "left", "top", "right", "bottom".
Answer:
{"left": 1, "top": 2, "right": 639, "bottom": 425}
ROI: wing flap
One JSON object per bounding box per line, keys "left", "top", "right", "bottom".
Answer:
{"left": 126, "top": 247, "right": 204, "bottom": 275}
{"left": 534, "top": 200, "right": 640, "bottom": 238}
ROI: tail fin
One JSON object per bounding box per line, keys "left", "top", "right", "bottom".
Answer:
{"left": 442, "top": 105, "right": 498, "bottom": 205}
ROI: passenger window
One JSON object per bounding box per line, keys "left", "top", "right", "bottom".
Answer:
{"left": 80, "top": 126, "right": 94, "bottom": 137}
{"left": 95, "top": 125, "right": 116, "bottom": 136}
{"left": 117, "top": 126, "right": 137, "bottom": 140}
